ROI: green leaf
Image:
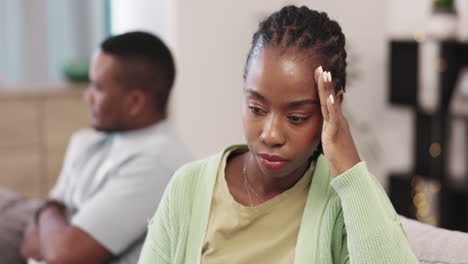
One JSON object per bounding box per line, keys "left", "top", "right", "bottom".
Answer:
{"left": 434, "top": 0, "right": 454, "bottom": 9}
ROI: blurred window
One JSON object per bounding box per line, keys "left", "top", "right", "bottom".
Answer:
{"left": 0, "top": 0, "right": 110, "bottom": 85}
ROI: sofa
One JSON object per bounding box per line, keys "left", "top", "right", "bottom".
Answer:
{"left": 400, "top": 215, "right": 468, "bottom": 263}
{"left": 1, "top": 186, "right": 467, "bottom": 264}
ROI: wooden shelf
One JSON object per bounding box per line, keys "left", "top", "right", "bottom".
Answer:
{"left": 0, "top": 83, "right": 89, "bottom": 198}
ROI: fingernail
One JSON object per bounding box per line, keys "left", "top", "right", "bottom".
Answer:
{"left": 328, "top": 72, "right": 332, "bottom": 82}
{"left": 323, "top": 71, "right": 328, "bottom": 82}
{"left": 318, "top": 66, "right": 323, "bottom": 74}
{"left": 329, "top": 94, "right": 334, "bottom": 104}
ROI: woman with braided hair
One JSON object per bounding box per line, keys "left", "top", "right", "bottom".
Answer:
{"left": 138, "top": 5, "right": 418, "bottom": 264}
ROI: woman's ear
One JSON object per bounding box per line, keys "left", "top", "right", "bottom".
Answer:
{"left": 336, "top": 90, "right": 344, "bottom": 104}
{"left": 128, "top": 90, "right": 146, "bottom": 117}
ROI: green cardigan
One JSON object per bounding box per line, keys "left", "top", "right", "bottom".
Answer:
{"left": 138, "top": 145, "right": 418, "bottom": 263}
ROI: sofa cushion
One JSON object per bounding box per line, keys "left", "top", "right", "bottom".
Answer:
{"left": 0, "top": 188, "right": 41, "bottom": 264}
{"left": 400, "top": 215, "right": 468, "bottom": 263}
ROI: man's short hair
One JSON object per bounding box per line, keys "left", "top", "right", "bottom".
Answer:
{"left": 101, "top": 31, "right": 175, "bottom": 114}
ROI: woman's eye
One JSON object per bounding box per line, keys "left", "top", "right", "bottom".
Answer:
{"left": 288, "top": 116, "right": 307, "bottom": 123}
{"left": 248, "top": 106, "right": 265, "bottom": 115}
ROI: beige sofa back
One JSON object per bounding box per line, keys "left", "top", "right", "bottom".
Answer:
{"left": 401, "top": 215, "right": 468, "bottom": 263}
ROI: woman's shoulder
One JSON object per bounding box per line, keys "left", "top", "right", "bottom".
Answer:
{"left": 168, "top": 155, "right": 219, "bottom": 190}
{"left": 167, "top": 145, "right": 245, "bottom": 195}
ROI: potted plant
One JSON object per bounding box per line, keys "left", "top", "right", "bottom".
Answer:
{"left": 434, "top": 0, "right": 455, "bottom": 11}
{"left": 427, "top": 0, "right": 458, "bottom": 40}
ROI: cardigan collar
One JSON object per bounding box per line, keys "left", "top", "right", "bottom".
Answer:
{"left": 185, "top": 145, "right": 333, "bottom": 264}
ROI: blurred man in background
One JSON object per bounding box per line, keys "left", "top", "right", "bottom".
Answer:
{"left": 0, "top": 31, "right": 190, "bottom": 264}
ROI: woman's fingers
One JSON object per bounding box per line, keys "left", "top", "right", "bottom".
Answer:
{"left": 314, "top": 65, "right": 323, "bottom": 83}
{"left": 315, "top": 66, "right": 328, "bottom": 121}
{"left": 327, "top": 94, "right": 336, "bottom": 122}
{"left": 314, "top": 66, "right": 334, "bottom": 122}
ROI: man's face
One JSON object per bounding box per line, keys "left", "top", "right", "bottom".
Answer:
{"left": 85, "top": 51, "right": 131, "bottom": 132}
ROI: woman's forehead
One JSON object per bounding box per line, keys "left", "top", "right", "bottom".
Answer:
{"left": 245, "top": 46, "right": 320, "bottom": 101}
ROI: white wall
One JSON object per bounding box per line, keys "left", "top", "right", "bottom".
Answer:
{"left": 110, "top": 0, "right": 176, "bottom": 48}
{"left": 110, "top": 0, "right": 468, "bottom": 184}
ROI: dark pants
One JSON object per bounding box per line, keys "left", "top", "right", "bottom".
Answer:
{"left": 0, "top": 188, "right": 41, "bottom": 264}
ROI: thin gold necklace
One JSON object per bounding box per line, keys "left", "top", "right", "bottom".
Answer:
{"left": 243, "top": 153, "right": 265, "bottom": 206}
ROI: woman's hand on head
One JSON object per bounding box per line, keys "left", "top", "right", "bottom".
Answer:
{"left": 314, "top": 66, "right": 361, "bottom": 177}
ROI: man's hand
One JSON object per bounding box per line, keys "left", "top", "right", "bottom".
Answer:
{"left": 22, "top": 200, "right": 113, "bottom": 264}
{"left": 20, "top": 220, "right": 42, "bottom": 261}
{"left": 37, "top": 205, "right": 114, "bottom": 264}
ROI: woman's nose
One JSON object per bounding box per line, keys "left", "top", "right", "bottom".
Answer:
{"left": 260, "top": 115, "right": 285, "bottom": 147}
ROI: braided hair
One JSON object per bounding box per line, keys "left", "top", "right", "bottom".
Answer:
{"left": 244, "top": 6, "right": 348, "bottom": 160}
{"left": 245, "top": 5, "right": 347, "bottom": 94}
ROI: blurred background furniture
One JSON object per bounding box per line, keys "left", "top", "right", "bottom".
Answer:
{"left": 0, "top": 84, "right": 88, "bottom": 199}
{"left": 389, "top": 40, "right": 468, "bottom": 232}
{"left": 400, "top": 215, "right": 468, "bottom": 263}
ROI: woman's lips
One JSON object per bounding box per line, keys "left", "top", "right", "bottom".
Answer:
{"left": 258, "top": 154, "right": 288, "bottom": 170}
